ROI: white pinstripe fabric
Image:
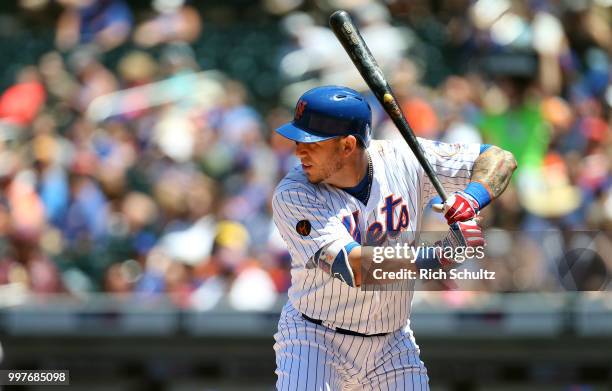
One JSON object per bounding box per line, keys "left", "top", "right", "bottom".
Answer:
{"left": 272, "top": 138, "right": 480, "bottom": 389}
{"left": 274, "top": 302, "right": 430, "bottom": 391}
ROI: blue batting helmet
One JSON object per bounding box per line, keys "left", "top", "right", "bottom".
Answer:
{"left": 276, "top": 86, "right": 372, "bottom": 147}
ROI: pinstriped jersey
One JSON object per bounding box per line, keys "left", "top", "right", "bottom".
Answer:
{"left": 272, "top": 138, "right": 481, "bottom": 334}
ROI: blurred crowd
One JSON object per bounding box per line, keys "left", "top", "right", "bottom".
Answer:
{"left": 0, "top": 0, "right": 610, "bottom": 308}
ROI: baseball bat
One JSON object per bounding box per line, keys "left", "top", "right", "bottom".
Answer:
{"left": 329, "top": 10, "right": 448, "bottom": 201}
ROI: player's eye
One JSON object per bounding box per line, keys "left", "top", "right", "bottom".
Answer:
{"left": 297, "top": 142, "right": 315, "bottom": 150}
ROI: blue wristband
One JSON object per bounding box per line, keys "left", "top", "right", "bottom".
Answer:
{"left": 415, "top": 247, "right": 441, "bottom": 270}
{"left": 464, "top": 182, "right": 491, "bottom": 209}
{"left": 345, "top": 241, "right": 359, "bottom": 255}
{"left": 479, "top": 144, "right": 492, "bottom": 154}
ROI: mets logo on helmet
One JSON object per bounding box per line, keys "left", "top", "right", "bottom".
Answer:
{"left": 295, "top": 99, "right": 308, "bottom": 120}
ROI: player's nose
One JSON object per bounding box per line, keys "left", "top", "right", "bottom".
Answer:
{"left": 295, "top": 142, "right": 308, "bottom": 158}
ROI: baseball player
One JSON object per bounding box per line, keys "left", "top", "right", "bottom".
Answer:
{"left": 272, "top": 86, "right": 516, "bottom": 390}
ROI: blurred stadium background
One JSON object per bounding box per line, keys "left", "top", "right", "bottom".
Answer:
{"left": 0, "top": 0, "right": 610, "bottom": 390}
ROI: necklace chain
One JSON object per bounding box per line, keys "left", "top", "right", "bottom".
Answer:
{"left": 364, "top": 152, "right": 373, "bottom": 204}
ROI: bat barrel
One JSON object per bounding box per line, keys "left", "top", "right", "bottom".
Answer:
{"left": 329, "top": 10, "right": 449, "bottom": 201}
{"left": 329, "top": 10, "right": 387, "bottom": 95}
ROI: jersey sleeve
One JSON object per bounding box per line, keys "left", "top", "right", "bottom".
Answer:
{"left": 272, "top": 184, "right": 355, "bottom": 267}
{"left": 416, "top": 138, "right": 481, "bottom": 208}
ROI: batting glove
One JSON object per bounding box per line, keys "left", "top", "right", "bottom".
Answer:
{"left": 438, "top": 219, "right": 485, "bottom": 267}
{"left": 432, "top": 191, "right": 480, "bottom": 225}
{"left": 416, "top": 219, "right": 485, "bottom": 269}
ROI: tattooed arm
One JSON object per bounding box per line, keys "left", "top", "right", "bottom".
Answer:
{"left": 470, "top": 146, "right": 517, "bottom": 199}
{"left": 433, "top": 146, "right": 517, "bottom": 224}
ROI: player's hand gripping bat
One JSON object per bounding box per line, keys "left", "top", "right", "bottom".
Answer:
{"left": 329, "top": 10, "right": 448, "bottom": 201}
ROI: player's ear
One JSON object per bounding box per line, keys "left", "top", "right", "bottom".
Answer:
{"left": 341, "top": 135, "right": 358, "bottom": 155}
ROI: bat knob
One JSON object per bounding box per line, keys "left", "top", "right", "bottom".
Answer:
{"left": 329, "top": 10, "right": 352, "bottom": 29}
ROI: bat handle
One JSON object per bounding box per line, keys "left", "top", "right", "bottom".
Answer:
{"left": 433, "top": 181, "right": 448, "bottom": 202}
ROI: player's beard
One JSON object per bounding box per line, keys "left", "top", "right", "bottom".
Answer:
{"left": 309, "top": 156, "right": 344, "bottom": 184}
